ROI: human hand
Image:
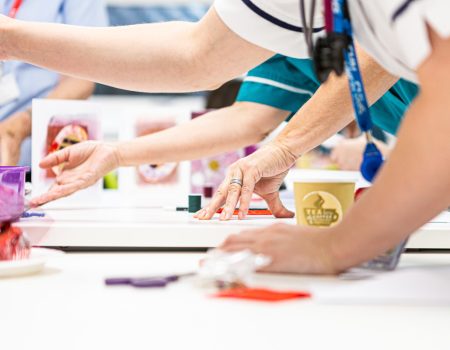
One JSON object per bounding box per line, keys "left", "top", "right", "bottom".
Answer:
{"left": 195, "top": 141, "right": 297, "bottom": 221}
{"left": 330, "top": 136, "right": 392, "bottom": 171}
{"left": 0, "top": 111, "right": 31, "bottom": 166}
{"left": 30, "top": 141, "right": 120, "bottom": 206}
{"left": 219, "top": 223, "right": 338, "bottom": 275}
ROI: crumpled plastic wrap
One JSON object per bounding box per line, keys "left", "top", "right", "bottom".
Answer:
{"left": 198, "top": 249, "right": 272, "bottom": 288}
{"left": 0, "top": 225, "right": 31, "bottom": 261}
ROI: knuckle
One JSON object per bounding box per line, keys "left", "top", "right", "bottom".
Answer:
{"left": 240, "top": 162, "right": 251, "bottom": 172}
{"left": 215, "top": 188, "right": 225, "bottom": 198}
{"left": 240, "top": 185, "right": 253, "bottom": 195}
{"left": 227, "top": 185, "right": 241, "bottom": 194}
{"left": 225, "top": 198, "right": 236, "bottom": 207}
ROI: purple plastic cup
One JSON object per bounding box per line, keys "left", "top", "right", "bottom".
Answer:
{"left": 0, "top": 166, "right": 30, "bottom": 223}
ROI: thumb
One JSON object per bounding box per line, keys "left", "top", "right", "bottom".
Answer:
{"left": 261, "top": 192, "right": 295, "bottom": 218}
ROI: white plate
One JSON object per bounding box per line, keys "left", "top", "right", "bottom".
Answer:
{"left": 0, "top": 248, "right": 64, "bottom": 278}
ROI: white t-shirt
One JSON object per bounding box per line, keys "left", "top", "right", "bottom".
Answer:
{"left": 350, "top": 0, "right": 450, "bottom": 83}
{"left": 214, "top": 0, "right": 450, "bottom": 83}
{"left": 214, "top": 0, "right": 325, "bottom": 59}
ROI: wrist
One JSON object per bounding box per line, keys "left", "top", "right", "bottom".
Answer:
{"left": 271, "top": 138, "right": 299, "bottom": 166}
{"left": 326, "top": 225, "right": 356, "bottom": 274}
{"left": 316, "top": 229, "right": 343, "bottom": 275}
{"left": 115, "top": 141, "right": 130, "bottom": 168}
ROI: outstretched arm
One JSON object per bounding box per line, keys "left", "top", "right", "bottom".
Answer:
{"left": 31, "top": 102, "right": 288, "bottom": 206}
{"left": 1, "top": 8, "right": 272, "bottom": 93}
{"left": 220, "top": 26, "right": 450, "bottom": 275}
{"left": 330, "top": 26, "right": 450, "bottom": 271}
{"left": 117, "top": 102, "right": 289, "bottom": 166}
{"left": 198, "top": 44, "right": 399, "bottom": 220}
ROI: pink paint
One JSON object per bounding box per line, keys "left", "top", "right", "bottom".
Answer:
{"left": 0, "top": 224, "right": 31, "bottom": 261}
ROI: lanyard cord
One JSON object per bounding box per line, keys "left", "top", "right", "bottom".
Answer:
{"left": 331, "top": 0, "right": 373, "bottom": 133}
{"left": 300, "top": 0, "right": 316, "bottom": 58}
{"left": 325, "top": 0, "right": 383, "bottom": 181}
{"left": 8, "top": 0, "right": 23, "bottom": 18}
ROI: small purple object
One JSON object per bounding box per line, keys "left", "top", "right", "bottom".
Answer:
{"left": 104, "top": 277, "right": 132, "bottom": 286}
{"left": 21, "top": 212, "right": 46, "bottom": 218}
{"left": 130, "top": 278, "right": 169, "bottom": 288}
{"left": 0, "top": 166, "right": 30, "bottom": 223}
{"left": 244, "top": 145, "right": 258, "bottom": 157}
{"left": 104, "top": 276, "right": 170, "bottom": 288}
{"left": 104, "top": 273, "right": 194, "bottom": 289}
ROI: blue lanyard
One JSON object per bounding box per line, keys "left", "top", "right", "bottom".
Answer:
{"left": 331, "top": 0, "right": 383, "bottom": 182}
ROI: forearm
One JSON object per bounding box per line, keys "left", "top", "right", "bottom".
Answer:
{"left": 4, "top": 9, "right": 271, "bottom": 93}
{"left": 275, "top": 46, "right": 398, "bottom": 157}
{"left": 330, "top": 92, "right": 450, "bottom": 271}
{"left": 117, "top": 102, "right": 288, "bottom": 166}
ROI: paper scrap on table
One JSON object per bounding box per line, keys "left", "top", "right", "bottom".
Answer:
{"left": 313, "top": 266, "right": 450, "bottom": 306}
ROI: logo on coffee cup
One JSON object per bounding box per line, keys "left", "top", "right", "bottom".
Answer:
{"left": 302, "top": 191, "right": 343, "bottom": 227}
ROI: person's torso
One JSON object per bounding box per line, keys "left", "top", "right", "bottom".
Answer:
{"left": 350, "top": 0, "right": 450, "bottom": 84}
{"left": 349, "top": 1, "right": 419, "bottom": 83}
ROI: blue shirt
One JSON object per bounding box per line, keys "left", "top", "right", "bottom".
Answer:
{"left": 0, "top": 0, "right": 108, "bottom": 165}
{"left": 237, "top": 55, "right": 419, "bottom": 136}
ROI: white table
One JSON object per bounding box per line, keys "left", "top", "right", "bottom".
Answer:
{"left": 16, "top": 207, "right": 450, "bottom": 250}
{"left": 1, "top": 252, "right": 450, "bottom": 350}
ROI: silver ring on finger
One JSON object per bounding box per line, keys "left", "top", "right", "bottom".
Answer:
{"left": 229, "top": 178, "right": 243, "bottom": 187}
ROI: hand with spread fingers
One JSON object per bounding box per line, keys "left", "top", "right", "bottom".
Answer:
{"left": 195, "top": 141, "right": 298, "bottom": 221}
{"left": 219, "top": 223, "right": 338, "bottom": 275}
{"left": 30, "top": 141, "right": 120, "bottom": 207}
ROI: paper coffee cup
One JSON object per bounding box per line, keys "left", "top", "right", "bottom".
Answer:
{"left": 294, "top": 174, "right": 355, "bottom": 227}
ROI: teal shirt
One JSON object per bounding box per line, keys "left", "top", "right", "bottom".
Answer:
{"left": 237, "top": 55, "right": 419, "bottom": 135}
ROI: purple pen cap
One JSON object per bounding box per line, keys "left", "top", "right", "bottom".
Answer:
{"left": 0, "top": 166, "right": 30, "bottom": 223}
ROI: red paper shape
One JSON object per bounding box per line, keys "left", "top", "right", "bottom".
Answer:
{"left": 213, "top": 288, "right": 311, "bottom": 302}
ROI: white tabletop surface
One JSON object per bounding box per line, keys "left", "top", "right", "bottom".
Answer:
{"left": 17, "top": 207, "right": 450, "bottom": 249}
{"left": 19, "top": 169, "right": 450, "bottom": 249}
{"left": 1, "top": 251, "right": 450, "bottom": 350}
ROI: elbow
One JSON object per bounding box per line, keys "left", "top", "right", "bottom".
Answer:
{"left": 203, "top": 81, "right": 225, "bottom": 92}
{"left": 184, "top": 33, "right": 229, "bottom": 92}
{"left": 185, "top": 51, "right": 226, "bottom": 91}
